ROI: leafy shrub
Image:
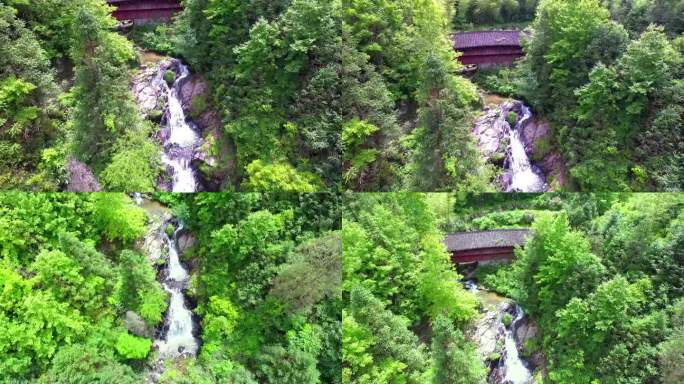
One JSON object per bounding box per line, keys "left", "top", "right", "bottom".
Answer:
{"left": 115, "top": 333, "right": 151, "bottom": 360}
{"left": 507, "top": 111, "right": 518, "bottom": 126}
{"left": 45, "top": 344, "right": 140, "bottom": 384}
{"left": 164, "top": 70, "right": 176, "bottom": 86}
{"left": 502, "top": 313, "right": 513, "bottom": 327}
{"left": 92, "top": 194, "right": 147, "bottom": 243}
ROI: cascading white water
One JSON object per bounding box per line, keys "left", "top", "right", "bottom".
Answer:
{"left": 463, "top": 280, "right": 535, "bottom": 384}
{"left": 154, "top": 223, "right": 198, "bottom": 358}
{"left": 506, "top": 106, "right": 546, "bottom": 193}
{"left": 160, "top": 61, "right": 201, "bottom": 193}
{"left": 502, "top": 305, "right": 534, "bottom": 384}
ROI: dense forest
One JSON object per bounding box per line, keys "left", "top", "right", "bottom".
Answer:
{"left": 1, "top": 0, "right": 342, "bottom": 191}
{"left": 0, "top": 192, "right": 341, "bottom": 383}
{"left": 344, "top": 0, "right": 683, "bottom": 191}
{"left": 342, "top": 193, "right": 684, "bottom": 383}
{"left": 3, "top": 0, "right": 680, "bottom": 192}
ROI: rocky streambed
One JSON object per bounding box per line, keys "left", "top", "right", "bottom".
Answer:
{"left": 136, "top": 196, "right": 201, "bottom": 383}
{"left": 465, "top": 281, "right": 546, "bottom": 384}
{"left": 131, "top": 55, "right": 234, "bottom": 191}
{"left": 472, "top": 99, "right": 568, "bottom": 191}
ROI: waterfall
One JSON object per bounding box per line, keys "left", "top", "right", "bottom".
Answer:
{"left": 464, "top": 281, "right": 536, "bottom": 384}
{"left": 472, "top": 100, "right": 548, "bottom": 193}
{"left": 159, "top": 60, "right": 201, "bottom": 193}
{"left": 501, "top": 305, "right": 534, "bottom": 384}
{"left": 505, "top": 106, "right": 547, "bottom": 193}
{"left": 154, "top": 223, "right": 198, "bottom": 358}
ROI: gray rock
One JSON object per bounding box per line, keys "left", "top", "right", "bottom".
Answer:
{"left": 538, "top": 152, "right": 569, "bottom": 190}
{"left": 125, "top": 311, "right": 152, "bottom": 338}
{"left": 177, "top": 232, "right": 196, "bottom": 254}
{"left": 471, "top": 301, "right": 512, "bottom": 360}
{"left": 131, "top": 61, "right": 169, "bottom": 117}
{"left": 66, "top": 159, "right": 101, "bottom": 192}
{"left": 142, "top": 218, "right": 167, "bottom": 264}
{"left": 521, "top": 118, "right": 550, "bottom": 154}
{"left": 514, "top": 316, "right": 539, "bottom": 350}
{"left": 179, "top": 74, "right": 208, "bottom": 110}
{"left": 473, "top": 105, "right": 509, "bottom": 159}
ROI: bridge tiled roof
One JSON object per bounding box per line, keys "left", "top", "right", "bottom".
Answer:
{"left": 452, "top": 31, "right": 521, "bottom": 50}
{"left": 444, "top": 229, "right": 531, "bottom": 252}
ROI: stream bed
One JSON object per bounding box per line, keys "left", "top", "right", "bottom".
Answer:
{"left": 132, "top": 58, "right": 202, "bottom": 192}
{"left": 472, "top": 100, "right": 548, "bottom": 193}
{"left": 137, "top": 195, "right": 199, "bottom": 382}
{"left": 465, "top": 281, "right": 537, "bottom": 384}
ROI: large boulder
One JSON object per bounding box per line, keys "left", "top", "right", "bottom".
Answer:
{"left": 521, "top": 118, "right": 550, "bottom": 155}
{"left": 141, "top": 218, "right": 168, "bottom": 265}
{"left": 125, "top": 311, "right": 153, "bottom": 338}
{"left": 177, "top": 232, "right": 196, "bottom": 254}
{"left": 471, "top": 301, "right": 512, "bottom": 360}
{"left": 131, "top": 61, "right": 168, "bottom": 117}
{"left": 473, "top": 105, "right": 508, "bottom": 159}
{"left": 66, "top": 159, "right": 101, "bottom": 192}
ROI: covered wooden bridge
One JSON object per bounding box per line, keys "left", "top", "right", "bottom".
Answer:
{"left": 106, "top": 0, "right": 183, "bottom": 22}
{"left": 451, "top": 30, "right": 524, "bottom": 68}
{"left": 444, "top": 229, "right": 531, "bottom": 264}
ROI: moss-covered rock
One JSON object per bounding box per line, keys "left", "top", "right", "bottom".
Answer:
{"left": 166, "top": 223, "right": 174, "bottom": 237}
{"left": 164, "top": 70, "right": 175, "bottom": 86}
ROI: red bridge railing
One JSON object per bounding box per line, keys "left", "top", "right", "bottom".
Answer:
{"left": 107, "top": 0, "right": 183, "bottom": 22}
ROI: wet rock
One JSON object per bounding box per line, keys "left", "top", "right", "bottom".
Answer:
{"left": 131, "top": 61, "right": 169, "bottom": 117}
{"left": 125, "top": 311, "right": 153, "bottom": 338}
{"left": 66, "top": 159, "right": 101, "bottom": 192}
{"left": 142, "top": 218, "right": 168, "bottom": 265}
{"left": 179, "top": 75, "right": 207, "bottom": 111}
{"left": 471, "top": 301, "right": 512, "bottom": 360}
{"left": 177, "top": 232, "right": 196, "bottom": 254}
{"left": 514, "top": 316, "right": 539, "bottom": 351}
{"left": 520, "top": 118, "right": 550, "bottom": 155}
{"left": 473, "top": 105, "right": 508, "bottom": 159}
{"left": 537, "top": 152, "right": 569, "bottom": 190}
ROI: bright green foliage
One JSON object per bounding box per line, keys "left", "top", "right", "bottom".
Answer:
{"left": 417, "top": 234, "right": 478, "bottom": 324}
{"left": 467, "top": 193, "right": 684, "bottom": 382}
{"left": 31, "top": 246, "right": 112, "bottom": 320}
{"left": 592, "top": 194, "right": 684, "bottom": 299}
{"left": 344, "top": 193, "right": 479, "bottom": 324}
{"left": 431, "top": 315, "right": 486, "bottom": 384}
{"left": 505, "top": 212, "right": 606, "bottom": 328}
{"left": 345, "top": 285, "right": 429, "bottom": 384}
{"left": 91, "top": 193, "right": 147, "bottom": 243}
{"left": 406, "top": 52, "right": 490, "bottom": 191}
{"left": 0, "top": 5, "right": 62, "bottom": 189}
{"left": 271, "top": 232, "right": 342, "bottom": 313}
{"left": 100, "top": 124, "right": 161, "bottom": 192}
{"left": 551, "top": 276, "right": 652, "bottom": 383}
{"left": 454, "top": 0, "right": 539, "bottom": 26}
{"left": 114, "top": 250, "right": 168, "bottom": 326}
{"left": 174, "top": 0, "right": 341, "bottom": 190}
{"left": 177, "top": 193, "right": 340, "bottom": 382}
{"left": 0, "top": 193, "right": 97, "bottom": 265}
{"left": 244, "top": 160, "right": 322, "bottom": 192}
{"left": 42, "top": 344, "right": 140, "bottom": 384}
{"left": 0, "top": 282, "right": 87, "bottom": 380}
{"left": 115, "top": 332, "right": 152, "bottom": 360}
{"left": 520, "top": 0, "right": 628, "bottom": 113}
